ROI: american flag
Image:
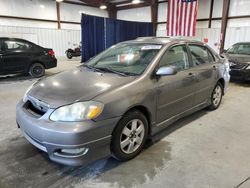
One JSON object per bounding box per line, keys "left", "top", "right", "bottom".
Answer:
{"left": 167, "top": 0, "right": 199, "bottom": 36}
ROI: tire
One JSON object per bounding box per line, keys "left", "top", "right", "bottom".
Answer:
{"left": 111, "top": 110, "right": 148, "bottom": 161}
{"left": 208, "top": 82, "right": 223, "bottom": 110}
{"left": 29, "top": 63, "right": 45, "bottom": 78}
{"left": 66, "top": 51, "right": 73, "bottom": 59}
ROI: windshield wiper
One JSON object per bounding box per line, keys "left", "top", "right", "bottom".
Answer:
{"left": 94, "top": 67, "right": 129, "bottom": 77}
{"left": 82, "top": 64, "right": 102, "bottom": 72}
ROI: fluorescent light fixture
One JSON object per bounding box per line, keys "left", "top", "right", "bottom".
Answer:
{"left": 40, "top": 4, "right": 45, "bottom": 8}
{"left": 56, "top": 0, "right": 64, "bottom": 2}
{"left": 79, "top": 10, "right": 86, "bottom": 14}
{"left": 132, "top": 0, "right": 141, "bottom": 4}
{"left": 100, "top": 4, "right": 107, "bottom": 10}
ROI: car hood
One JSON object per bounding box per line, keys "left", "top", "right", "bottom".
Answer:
{"left": 28, "top": 66, "right": 136, "bottom": 108}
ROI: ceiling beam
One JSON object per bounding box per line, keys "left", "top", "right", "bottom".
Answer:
{"left": 112, "top": 0, "right": 131, "bottom": 5}
{"left": 117, "top": 2, "right": 149, "bottom": 10}
{"left": 144, "top": 0, "right": 154, "bottom": 5}
{"left": 108, "top": 4, "right": 117, "bottom": 19}
{"left": 78, "top": 0, "right": 101, "bottom": 7}
{"left": 63, "top": 0, "right": 98, "bottom": 7}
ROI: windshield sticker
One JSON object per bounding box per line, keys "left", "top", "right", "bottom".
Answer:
{"left": 141, "top": 45, "right": 162, "bottom": 50}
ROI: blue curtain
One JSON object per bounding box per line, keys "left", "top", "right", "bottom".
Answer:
{"left": 81, "top": 14, "right": 105, "bottom": 62}
{"left": 106, "top": 19, "right": 153, "bottom": 48}
{"left": 81, "top": 14, "right": 153, "bottom": 62}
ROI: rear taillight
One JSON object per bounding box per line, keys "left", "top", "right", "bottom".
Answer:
{"left": 48, "top": 50, "right": 55, "bottom": 56}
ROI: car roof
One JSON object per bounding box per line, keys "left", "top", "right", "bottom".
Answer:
{"left": 0, "top": 37, "right": 38, "bottom": 46}
{"left": 0, "top": 37, "right": 30, "bottom": 42}
{"left": 233, "top": 42, "right": 250, "bottom": 45}
{"left": 122, "top": 36, "right": 204, "bottom": 45}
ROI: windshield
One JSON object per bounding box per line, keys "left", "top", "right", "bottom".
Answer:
{"left": 85, "top": 43, "right": 162, "bottom": 76}
{"left": 228, "top": 44, "right": 250, "bottom": 55}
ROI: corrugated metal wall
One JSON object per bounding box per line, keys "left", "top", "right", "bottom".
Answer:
{"left": 0, "top": 25, "right": 81, "bottom": 57}
{"left": 196, "top": 27, "right": 250, "bottom": 52}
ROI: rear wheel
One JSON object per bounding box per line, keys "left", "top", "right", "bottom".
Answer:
{"left": 111, "top": 110, "right": 148, "bottom": 161}
{"left": 29, "top": 63, "right": 45, "bottom": 78}
{"left": 208, "top": 82, "right": 223, "bottom": 110}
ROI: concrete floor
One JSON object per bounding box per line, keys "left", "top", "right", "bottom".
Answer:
{"left": 0, "top": 60, "right": 250, "bottom": 188}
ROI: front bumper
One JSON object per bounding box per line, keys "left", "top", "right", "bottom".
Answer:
{"left": 16, "top": 101, "right": 120, "bottom": 166}
{"left": 230, "top": 69, "right": 250, "bottom": 81}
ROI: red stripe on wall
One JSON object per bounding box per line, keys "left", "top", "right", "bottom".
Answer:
{"left": 187, "top": 3, "right": 194, "bottom": 36}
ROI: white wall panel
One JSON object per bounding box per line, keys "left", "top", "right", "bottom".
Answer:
{"left": 229, "top": 0, "right": 250, "bottom": 16}
{"left": 197, "top": 0, "right": 211, "bottom": 19}
{"left": 197, "top": 21, "right": 209, "bottom": 28}
{"left": 158, "top": 3, "right": 167, "bottom": 22}
{"left": 196, "top": 28, "right": 221, "bottom": 52}
{"left": 156, "top": 24, "right": 167, "bottom": 36}
{"left": 0, "top": 18, "right": 57, "bottom": 29}
{"left": 225, "top": 27, "right": 250, "bottom": 49}
{"left": 211, "top": 20, "right": 221, "bottom": 28}
{"left": 0, "top": 0, "right": 56, "bottom": 20}
{"left": 60, "top": 3, "right": 108, "bottom": 23}
{"left": 61, "top": 23, "right": 81, "bottom": 30}
{"left": 213, "top": 0, "right": 223, "bottom": 18}
{"left": 227, "top": 18, "right": 250, "bottom": 27}
{"left": 0, "top": 25, "right": 80, "bottom": 57}
{"left": 117, "top": 7, "right": 151, "bottom": 22}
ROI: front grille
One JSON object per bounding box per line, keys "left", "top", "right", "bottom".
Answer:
{"left": 25, "top": 96, "right": 49, "bottom": 117}
{"left": 26, "top": 101, "right": 46, "bottom": 117}
{"left": 230, "top": 63, "right": 248, "bottom": 70}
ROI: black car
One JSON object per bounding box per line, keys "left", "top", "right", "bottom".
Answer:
{"left": 224, "top": 42, "right": 250, "bottom": 81}
{"left": 0, "top": 38, "right": 57, "bottom": 77}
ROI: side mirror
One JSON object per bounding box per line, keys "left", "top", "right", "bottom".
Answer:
{"left": 156, "top": 66, "right": 178, "bottom": 76}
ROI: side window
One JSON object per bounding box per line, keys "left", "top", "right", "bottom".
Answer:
{"left": 189, "top": 45, "right": 212, "bottom": 66}
{"left": 159, "top": 45, "right": 190, "bottom": 71}
{"left": 2, "top": 40, "right": 31, "bottom": 51}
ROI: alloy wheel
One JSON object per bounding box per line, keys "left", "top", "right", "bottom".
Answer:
{"left": 120, "top": 119, "right": 145, "bottom": 154}
{"left": 212, "top": 85, "right": 222, "bottom": 107}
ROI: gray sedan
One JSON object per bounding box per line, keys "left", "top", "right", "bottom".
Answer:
{"left": 16, "top": 37, "right": 229, "bottom": 166}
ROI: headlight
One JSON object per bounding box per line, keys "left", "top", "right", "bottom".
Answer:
{"left": 50, "top": 101, "right": 104, "bottom": 122}
{"left": 23, "top": 82, "right": 36, "bottom": 102}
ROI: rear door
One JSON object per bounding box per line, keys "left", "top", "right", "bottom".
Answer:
{"left": 156, "top": 44, "right": 196, "bottom": 124}
{"left": 1, "top": 39, "right": 33, "bottom": 73}
{"left": 187, "top": 44, "right": 217, "bottom": 105}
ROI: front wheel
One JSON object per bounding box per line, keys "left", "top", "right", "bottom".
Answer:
{"left": 208, "top": 82, "right": 223, "bottom": 110}
{"left": 111, "top": 110, "right": 148, "bottom": 161}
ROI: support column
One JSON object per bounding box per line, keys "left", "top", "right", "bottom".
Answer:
{"left": 151, "top": 0, "right": 158, "bottom": 36}
{"left": 220, "top": 0, "right": 230, "bottom": 53}
{"left": 56, "top": 2, "right": 61, "bottom": 29}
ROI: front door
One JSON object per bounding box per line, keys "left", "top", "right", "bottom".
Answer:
{"left": 156, "top": 44, "right": 196, "bottom": 124}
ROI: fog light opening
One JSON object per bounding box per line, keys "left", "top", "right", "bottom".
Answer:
{"left": 54, "top": 147, "right": 89, "bottom": 158}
